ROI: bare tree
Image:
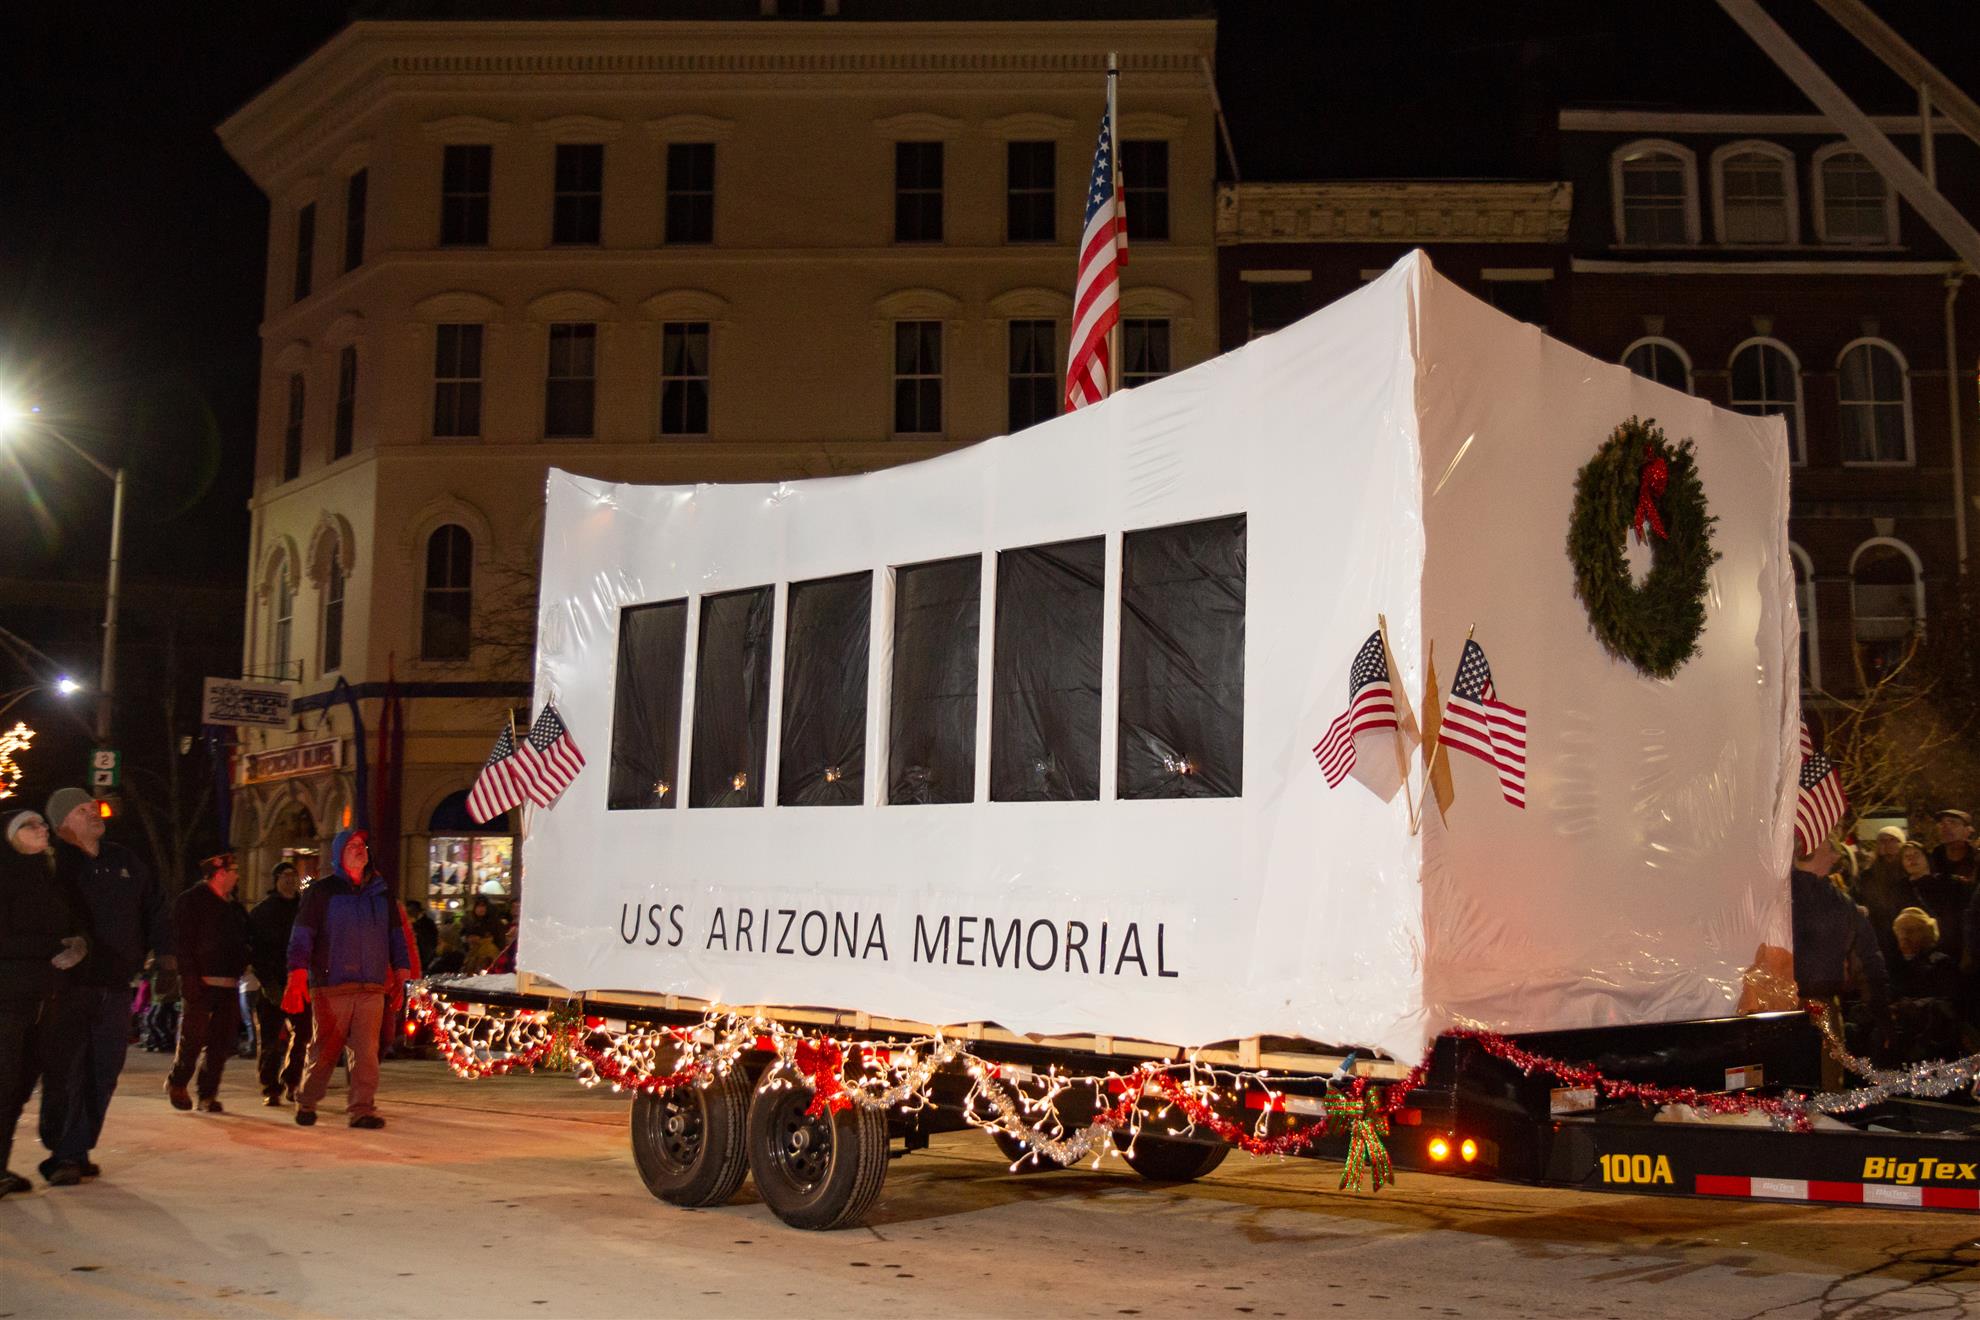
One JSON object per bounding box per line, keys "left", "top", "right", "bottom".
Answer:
{"left": 1816, "top": 629, "right": 1967, "bottom": 833}
{"left": 122, "top": 623, "right": 215, "bottom": 893}
{"left": 469, "top": 547, "right": 541, "bottom": 684}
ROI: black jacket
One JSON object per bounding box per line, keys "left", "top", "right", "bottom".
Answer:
{"left": 248, "top": 891, "right": 301, "bottom": 998}
{"left": 0, "top": 843, "right": 82, "bottom": 999}
{"left": 410, "top": 910, "right": 438, "bottom": 974}
{"left": 53, "top": 838, "right": 170, "bottom": 988}
{"left": 1891, "top": 948, "right": 1960, "bottom": 1004}
{"left": 1791, "top": 869, "right": 1889, "bottom": 1005}
{"left": 173, "top": 883, "right": 250, "bottom": 986}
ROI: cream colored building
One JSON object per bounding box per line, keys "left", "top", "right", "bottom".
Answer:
{"left": 218, "top": 16, "right": 1220, "bottom": 907}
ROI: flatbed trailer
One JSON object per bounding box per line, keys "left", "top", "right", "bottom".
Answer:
{"left": 422, "top": 978, "right": 1980, "bottom": 1229}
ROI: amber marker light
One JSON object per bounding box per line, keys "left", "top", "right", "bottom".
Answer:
{"left": 1460, "top": 1138, "right": 1479, "bottom": 1163}
{"left": 1427, "top": 1135, "right": 1451, "bottom": 1162}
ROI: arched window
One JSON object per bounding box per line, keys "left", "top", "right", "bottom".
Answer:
{"left": 1621, "top": 337, "right": 1693, "bottom": 393}
{"left": 271, "top": 569, "right": 295, "bottom": 679}
{"left": 1850, "top": 538, "right": 1923, "bottom": 685}
{"left": 1814, "top": 146, "right": 1894, "bottom": 244}
{"left": 1727, "top": 339, "right": 1804, "bottom": 463}
{"left": 421, "top": 525, "right": 473, "bottom": 661}
{"left": 1789, "top": 543, "right": 1818, "bottom": 693}
{"left": 1713, "top": 143, "right": 1797, "bottom": 245}
{"left": 321, "top": 548, "right": 346, "bottom": 674}
{"left": 1613, "top": 141, "right": 1697, "bottom": 246}
{"left": 1837, "top": 340, "right": 1912, "bottom": 464}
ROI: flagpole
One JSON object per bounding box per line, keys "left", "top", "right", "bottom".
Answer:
{"left": 1410, "top": 623, "right": 1475, "bottom": 834}
{"left": 1377, "top": 613, "right": 1418, "bottom": 832}
{"left": 1105, "top": 50, "right": 1123, "bottom": 398}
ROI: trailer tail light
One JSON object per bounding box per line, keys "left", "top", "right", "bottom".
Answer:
{"left": 1392, "top": 1107, "right": 1423, "bottom": 1127}
{"left": 1427, "top": 1136, "right": 1451, "bottom": 1162}
{"left": 1460, "top": 1138, "right": 1478, "bottom": 1163}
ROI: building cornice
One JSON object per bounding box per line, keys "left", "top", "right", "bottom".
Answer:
{"left": 217, "top": 19, "right": 1217, "bottom": 185}
{"left": 1214, "top": 182, "right": 1572, "bottom": 246}
{"left": 1559, "top": 108, "right": 1959, "bottom": 136}
{"left": 1571, "top": 257, "right": 1962, "bottom": 276}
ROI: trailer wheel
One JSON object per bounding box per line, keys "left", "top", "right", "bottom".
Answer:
{"left": 746, "top": 1078, "right": 889, "bottom": 1230}
{"left": 629, "top": 1072, "right": 750, "bottom": 1208}
{"left": 1114, "top": 1131, "right": 1230, "bottom": 1183}
{"left": 991, "top": 1130, "right": 1074, "bottom": 1171}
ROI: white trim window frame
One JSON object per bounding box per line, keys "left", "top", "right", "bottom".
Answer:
{"left": 1611, "top": 139, "right": 1699, "bottom": 247}
{"left": 1836, "top": 337, "right": 1914, "bottom": 466}
{"left": 1620, "top": 335, "right": 1694, "bottom": 394}
{"left": 1727, "top": 337, "right": 1806, "bottom": 465}
{"left": 1789, "top": 542, "right": 1819, "bottom": 693}
{"left": 1710, "top": 140, "right": 1798, "bottom": 246}
{"left": 1849, "top": 536, "right": 1925, "bottom": 683}
{"left": 1812, "top": 143, "right": 1898, "bottom": 246}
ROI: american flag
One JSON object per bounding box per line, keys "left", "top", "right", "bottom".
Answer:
{"left": 1441, "top": 639, "right": 1528, "bottom": 808}
{"left": 465, "top": 723, "right": 524, "bottom": 825}
{"left": 1313, "top": 632, "right": 1397, "bottom": 788}
{"left": 1795, "top": 717, "right": 1846, "bottom": 854}
{"left": 1064, "top": 103, "right": 1127, "bottom": 412}
{"left": 513, "top": 702, "right": 586, "bottom": 808}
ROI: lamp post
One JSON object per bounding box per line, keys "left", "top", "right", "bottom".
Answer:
{"left": 0, "top": 677, "right": 84, "bottom": 722}
{"left": 0, "top": 398, "right": 125, "bottom": 744}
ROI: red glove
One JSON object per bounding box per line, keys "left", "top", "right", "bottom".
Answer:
{"left": 281, "top": 968, "right": 311, "bottom": 1015}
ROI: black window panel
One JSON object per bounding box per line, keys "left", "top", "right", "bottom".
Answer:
{"left": 321, "top": 552, "right": 345, "bottom": 674}
{"left": 1007, "top": 319, "right": 1056, "bottom": 432}
{"left": 440, "top": 144, "right": 492, "bottom": 246}
{"left": 990, "top": 537, "right": 1103, "bottom": 802}
{"left": 545, "top": 323, "right": 597, "bottom": 438}
{"left": 292, "top": 203, "right": 315, "bottom": 302}
{"left": 778, "top": 573, "right": 871, "bottom": 807}
{"left": 893, "top": 320, "right": 942, "bottom": 434}
{"left": 1118, "top": 515, "right": 1246, "bottom": 800}
{"left": 1246, "top": 282, "right": 1308, "bottom": 339}
{"left": 333, "top": 346, "right": 357, "bottom": 460}
{"left": 889, "top": 556, "right": 980, "bottom": 805}
{"left": 433, "top": 324, "right": 483, "bottom": 438}
{"left": 660, "top": 321, "right": 710, "bottom": 435}
{"left": 343, "top": 168, "right": 367, "bottom": 273}
{"left": 421, "top": 525, "right": 472, "bottom": 661}
{"left": 609, "top": 599, "right": 688, "bottom": 810}
{"left": 1121, "top": 140, "right": 1169, "bottom": 241}
{"left": 690, "top": 586, "right": 773, "bottom": 808}
{"left": 1484, "top": 278, "right": 1549, "bottom": 330}
{"left": 1006, "top": 140, "right": 1055, "bottom": 242}
{"left": 553, "top": 143, "right": 604, "bottom": 245}
{"left": 282, "top": 373, "right": 304, "bottom": 481}
{"left": 665, "top": 143, "right": 715, "bottom": 245}
{"left": 1122, "top": 319, "right": 1171, "bottom": 389}
{"left": 894, "top": 142, "right": 943, "bottom": 242}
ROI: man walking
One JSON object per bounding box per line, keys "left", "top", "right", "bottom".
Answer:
{"left": 1933, "top": 809, "right": 1977, "bottom": 884}
{"left": 284, "top": 828, "right": 410, "bottom": 1129}
{"left": 248, "top": 861, "right": 311, "bottom": 1106}
{"left": 166, "top": 853, "right": 250, "bottom": 1114}
{"left": 39, "top": 787, "right": 170, "bottom": 1185}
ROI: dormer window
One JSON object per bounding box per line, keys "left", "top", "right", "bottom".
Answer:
{"left": 1713, "top": 143, "right": 1796, "bottom": 245}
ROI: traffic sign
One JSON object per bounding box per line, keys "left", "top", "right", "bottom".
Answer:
{"left": 90, "top": 747, "right": 120, "bottom": 791}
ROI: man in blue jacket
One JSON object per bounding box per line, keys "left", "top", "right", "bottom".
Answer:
{"left": 283, "top": 828, "right": 410, "bottom": 1129}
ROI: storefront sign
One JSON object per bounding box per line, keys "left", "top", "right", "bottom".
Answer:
{"left": 242, "top": 738, "right": 342, "bottom": 784}
{"left": 202, "top": 677, "right": 295, "bottom": 729}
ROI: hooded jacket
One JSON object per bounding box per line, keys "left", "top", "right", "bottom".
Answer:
{"left": 286, "top": 828, "right": 410, "bottom": 990}
{"left": 0, "top": 814, "right": 84, "bottom": 999}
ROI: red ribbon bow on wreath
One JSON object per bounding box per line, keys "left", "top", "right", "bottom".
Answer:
{"left": 1631, "top": 443, "right": 1669, "bottom": 544}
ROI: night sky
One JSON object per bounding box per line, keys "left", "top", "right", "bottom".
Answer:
{"left": 1, "top": 0, "right": 1973, "bottom": 605}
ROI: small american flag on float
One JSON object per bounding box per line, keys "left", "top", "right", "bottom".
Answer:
{"left": 1440, "top": 638, "right": 1528, "bottom": 808}
{"left": 512, "top": 702, "right": 586, "bottom": 808}
{"left": 1795, "top": 717, "right": 1846, "bottom": 854}
{"left": 1313, "top": 631, "right": 1397, "bottom": 789}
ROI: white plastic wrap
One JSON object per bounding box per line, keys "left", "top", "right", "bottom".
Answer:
{"left": 522, "top": 250, "right": 1795, "bottom": 1065}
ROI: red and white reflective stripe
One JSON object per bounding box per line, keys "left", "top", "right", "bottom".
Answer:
{"left": 1243, "top": 1092, "right": 1333, "bottom": 1118}
{"left": 1696, "top": 1174, "right": 1980, "bottom": 1210}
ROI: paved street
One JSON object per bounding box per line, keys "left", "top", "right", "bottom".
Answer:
{"left": 4, "top": 1048, "right": 1980, "bottom": 1319}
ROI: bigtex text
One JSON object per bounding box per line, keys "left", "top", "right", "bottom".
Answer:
{"left": 617, "top": 904, "right": 1180, "bottom": 978}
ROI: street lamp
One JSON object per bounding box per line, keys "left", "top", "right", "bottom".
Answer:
{"left": 0, "top": 395, "right": 126, "bottom": 745}
{"left": 0, "top": 677, "right": 84, "bottom": 721}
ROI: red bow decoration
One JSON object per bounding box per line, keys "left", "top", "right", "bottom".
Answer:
{"left": 1632, "top": 443, "right": 1669, "bottom": 544}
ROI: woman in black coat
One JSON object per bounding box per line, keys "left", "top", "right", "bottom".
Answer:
{"left": 0, "top": 811, "right": 86, "bottom": 1195}
{"left": 1887, "top": 906, "right": 1962, "bottom": 1063}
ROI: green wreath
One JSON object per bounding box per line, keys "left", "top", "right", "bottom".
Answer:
{"left": 1567, "top": 417, "right": 1719, "bottom": 680}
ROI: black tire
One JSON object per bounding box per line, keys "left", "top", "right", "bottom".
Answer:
{"left": 629, "top": 1071, "right": 750, "bottom": 1207}
{"left": 991, "top": 1129, "right": 1075, "bottom": 1172}
{"left": 746, "top": 1076, "right": 889, "bottom": 1230}
{"left": 1113, "top": 1130, "right": 1230, "bottom": 1183}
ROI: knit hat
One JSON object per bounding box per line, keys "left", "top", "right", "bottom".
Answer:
{"left": 45, "top": 788, "right": 95, "bottom": 832}
{"left": 4, "top": 810, "right": 47, "bottom": 847}
{"left": 1876, "top": 825, "right": 1908, "bottom": 843}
